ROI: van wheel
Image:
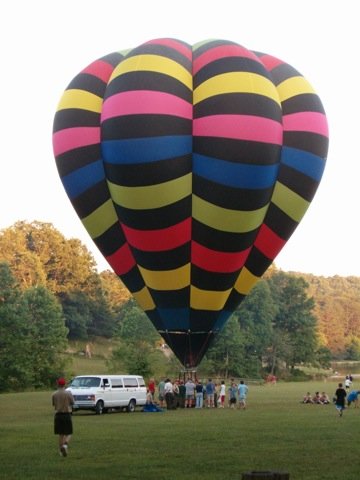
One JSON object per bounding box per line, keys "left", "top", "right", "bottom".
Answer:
{"left": 95, "top": 400, "right": 104, "bottom": 415}
{"left": 127, "top": 400, "right": 136, "bottom": 413}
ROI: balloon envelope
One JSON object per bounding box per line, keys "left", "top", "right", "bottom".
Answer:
{"left": 53, "top": 38, "right": 328, "bottom": 368}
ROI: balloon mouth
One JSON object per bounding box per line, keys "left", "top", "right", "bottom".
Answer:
{"left": 159, "top": 329, "right": 217, "bottom": 368}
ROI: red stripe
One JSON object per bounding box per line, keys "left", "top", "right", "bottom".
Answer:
{"left": 144, "top": 38, "right": 192, "bottom": 61}
{"left": 254, "top": 224, "right": 287, "bottom": 259}
{"left": 121, "top": 218, "right": 191, "bottom": 251}
{"left": 193, "top": 44, "right": 259, "bottom": 75}
{"left": 258, "top": 54, "right": 285, "bottom": 71}
{"left": 106, "top": 243, "right": 136, "bottom": 275}
{"left": 192, "top": 241, "right": 251, "bottom": 273}
{"left": 81, "top": 60, "right": 116, "bottom": 83}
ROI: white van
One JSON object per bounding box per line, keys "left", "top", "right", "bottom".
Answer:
{"left": 67, "top": 375, "right": 147, "bottom": 414}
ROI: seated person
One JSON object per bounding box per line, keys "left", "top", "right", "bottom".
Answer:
{"left": 312, "top": 392, "right": 322, "bottom": 404}
{"left": 319, "top": 392, "right": 330, "bottom": 404}
{"left": 303, "top": 392, "right": 313, "bottom": 403}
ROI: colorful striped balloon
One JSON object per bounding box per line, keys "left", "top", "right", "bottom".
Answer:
{"left": 52, "top": 38, "right": 329, "bottom": 368}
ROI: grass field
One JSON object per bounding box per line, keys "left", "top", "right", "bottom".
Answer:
{"left": 1, "top": 380, "right": 359, "bottom": 480}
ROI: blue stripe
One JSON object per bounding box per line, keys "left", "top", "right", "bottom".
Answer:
{"left": 62, "top": 160, "right": 105, "bottom": 199}
{"left": 102, "top": 136, "right": 192, "bottom": 164}
{"left": 213, "top": 311, "right": 233, "bottom": 331}
{"left": 281, "top": 146, "right": 326, "bottom": 182}
{"left": 157, "top": 308, "right": 190, "bottom": 330}
{"left": 193, "top": 154, "right": 279, "bottom": 189}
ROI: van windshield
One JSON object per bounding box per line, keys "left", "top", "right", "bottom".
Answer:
{"left": 70, "top": 377, "right": 101, "bottom": 388}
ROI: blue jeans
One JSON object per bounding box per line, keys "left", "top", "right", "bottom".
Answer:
{"left": 196, "top": 392, "right": 203, "bottom": 408}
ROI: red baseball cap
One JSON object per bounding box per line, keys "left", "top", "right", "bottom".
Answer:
{"left": 57, "top": 377, "right": 66, "bottom": 386}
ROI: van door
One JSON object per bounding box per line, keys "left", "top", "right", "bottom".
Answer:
{"left": 109, "top": 377, "right": 127, "bottom": 408}
{"left": 100, "top": 377, "right": 113, "bottom": 408}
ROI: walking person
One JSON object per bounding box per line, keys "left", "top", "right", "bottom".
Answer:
{"left": 52, "top": 378, "right": 74, "bottom": 457}
{"left": 237, "top": 380, "right": 249, "bottom": 410}
{"left": 334, "top": 382, "right": 347, "bottom": 417}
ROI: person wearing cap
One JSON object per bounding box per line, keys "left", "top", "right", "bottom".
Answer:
{"left": 52, "top": 378, "right": 74, "bottom": 457}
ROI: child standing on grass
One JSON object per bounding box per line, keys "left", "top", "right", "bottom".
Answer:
{"left": 52, "top": 378, "right": 74, "bottom": 457}
{"left": 334, "top": 382, "right": 347, "bottom": 417}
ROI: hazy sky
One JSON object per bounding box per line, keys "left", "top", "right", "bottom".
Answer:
{"left": 1, "top": 1, "right": 358, "bottom": 277}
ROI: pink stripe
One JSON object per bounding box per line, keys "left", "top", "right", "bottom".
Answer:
{"left": 283, "top": 112, "right": 329, "bottom": 137}
{"left": 193, "top": 115, "right": 283, "bottom": 144}
{"left": 193, "top": 45, "right": 260, "bottom": 75}
{"left": 52, "top": 127, "right": 100, "bottom": 156}
{"left": 81, "top": 60, "right": 116, "bottom": 83}
{"left": 102, "top": 90, "right": 192, "bottom": 121}
{"left": 144, "top": 38, "right": 192, "bottom": 61}
{"left": 258, "top": 54, "right": 285, "bottom": 71}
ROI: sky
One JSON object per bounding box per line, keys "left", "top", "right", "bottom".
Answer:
{"left": 1, "top": 0, "right": 358, "bottom": 277}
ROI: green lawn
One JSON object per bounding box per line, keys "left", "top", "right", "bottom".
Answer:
{"left": 1, "top": 381, "right": 359, "bottom": 480}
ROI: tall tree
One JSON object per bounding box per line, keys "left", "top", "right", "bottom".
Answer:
{"left": 268, "top": 272, "right": 318, "bottom": 369}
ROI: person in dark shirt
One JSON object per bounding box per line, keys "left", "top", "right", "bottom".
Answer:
{"left": 334, "top": 383, "right": 347, "bottom": 417}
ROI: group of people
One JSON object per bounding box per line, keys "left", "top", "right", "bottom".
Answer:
{"left": 148, "top": 377, "right": 249, "bottom": 410}
{"left": 302, "top": 391, "right": 330, "bottom": 404}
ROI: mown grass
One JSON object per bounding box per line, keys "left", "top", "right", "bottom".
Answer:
{"left": 1, "top": 381, "right": 359, "bottom": 480}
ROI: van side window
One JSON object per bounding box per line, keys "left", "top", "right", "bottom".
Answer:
{"left": 111, "top": 379, "right": 124, "bottom": 389}
{"left": 124, "top": 377, "right": 138, "bottom": 388}
{"left": 138, "top": 378, "right": 146, "bottom": 387}
{"left": 102, "top": 378, "right": 110, "bottom": 387}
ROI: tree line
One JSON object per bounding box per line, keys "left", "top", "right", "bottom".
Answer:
{"left": 0, "top": 221, "right": 359, "bottom": 391}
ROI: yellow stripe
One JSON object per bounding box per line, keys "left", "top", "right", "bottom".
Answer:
{"left": 190, "top": 286, "right": 231, "bottom": 311}
{"left": 108, "top": 173, "right": 192, "bottom": 210}
{"left": 234, "top": 268, "right": 260, "bottom": 295}
{"left": 194, "top": 72, "right": 280, "bottom": 105}
{"left": 138, "top": 264, "right": 190, "bottom": 291}
{"left": 56, "top": 89, "right": 103, "bottom": 113}
{"left": 272, "top": 182, "right": 309, "bottom": 223}
{"left": 82, "top": 199, "right": 118, "bottom": 238}
{"left": 132, "top": 286, "right": 155, "bottom": 311}
{"left": 193, "top": 195, "right": 268, "bottom": 233}
{"left": 276, "top": 76, "right": 316, "bottom": 103}
{"left": 110, "top": 54, "right": 193, "bottom": 89}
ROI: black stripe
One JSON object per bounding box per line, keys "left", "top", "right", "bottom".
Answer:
{"left": 224, "top": 289, "right": 247, "bottom": 311}
{"left": 194, "top": 92, "right": 282, "bottom": 121}
{"left": 244, "top": 247, "right": 273, "bottom": 277}
{"left": 132, "top": 243, "right": 190, "bottom": 270}
{"left": 105, "top": 154, "right": 192, "bottom": 187}
{"left": 193, "top": 56, "right": 269, "bottom": 88}
{"left": 191, "top": 265, "right": 239, "bottom": 290}
{"left": 263, "top": 204, "right": 298, "bottom": 239}
{"left": 118, "top": 266, "right": 145, "bottom": 293}
{"left": 194, "top": 136, "right": 281, "bottom": 165}
{"left": 192, "top": 220, "right": 258, "bottom": 252}
{"left": 278, "top": 164, "right": 319, "bottom": 202}
{"left": 193, "top": 175, "right": 273, "bottom": 211}
{"left": 282, "top": 93, "right": 326, "bottom": 115}
{"left": 115, "top": 197, "right": 191, "bottom": 230}
{"left": 283, "top": 131, "right": 329, "bottom": 158}
{"left": 101, "top": 115, "right": 191, "bottom": 140}
{"left": 67, "top": 73, "right": 107, "bottom": 97}
{"left": 104, "top": 71, "right": 192, "bottom": 101}
{"left": 53, "top": 109, "right": 100, "bottom": 132}
{"left": 71, "top": 180, "right": 110, "bottom": 218}
{"left": 268, "top": 63, "right": 301, "bottom": 85}
{"left": 93, "top": 222, "right": 126, "bottom": 256}
{"left": 100, "top": 52, "right": 125, "bottom": 68}
{"left": 55, "top": 144, "right": 100, "bottom": 177}
{"left": 149, "top": 287, "right": 190, "bottom": 308}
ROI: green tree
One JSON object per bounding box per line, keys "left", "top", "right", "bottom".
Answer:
{"left": 268, "top": 272, "right": 318, "bottom": 369}
{"left": 0, "top": 263, "right": 32, "bottom": 391}
{"left": 22, "top": 286, "right": 69, "bottom": 387}
{"left": 107, "top": 340, "right": 154, "bottom": 378}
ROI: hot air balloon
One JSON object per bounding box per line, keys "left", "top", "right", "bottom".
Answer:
{"left": 52, "top": 38, "right": 328, "bottom": 369}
